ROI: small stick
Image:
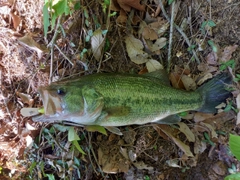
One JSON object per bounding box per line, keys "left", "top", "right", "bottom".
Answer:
{"left": 54, "top": 44, "right": 74, "bottom": 66}
{"left": 167, "top": 0, "right": 175, "bottom": 72}
{"left": 48, "top": 15, "right": 62, "bottom": 84}
{"left": 158, "top": 0, "right": 200, "bottom": 64}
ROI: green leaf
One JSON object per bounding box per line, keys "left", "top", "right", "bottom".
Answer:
{"left": 104, "top": 0, "right": 110, "bottom": 5}
{"left": 224, "top": 173, "right": 240, "bottom": 180}
{"left": 178, "top": 111, "right": 188, "bottom": 117}
{"left": 53, "top": 0, "right": 70, "bottom": 16}
{"left": 85, "top": 125, "right": 107, "bottom": 135}
{"left": 224, "top": 102, "right": 233, "bottom": 112}
{"left": 46, "top": 174, "right": 55, "bottom": 180}
{"left": 43, "top": 3, "right": 50, "bottom": 37}
{"left": 68, "top": 127, "right": 80, "bottom": 141}
{"left": 208, "top": 40, "right": 218, "bottom": 53}
{"left": 74, "top": 2, "right": 81, "bottom": 10}
{"left": 53, "top": 124, "right": 70, "bottom": 132}
{"left": 187, "top": 45, "right": 196, "bottom": 52}
{"left": 38, "top": 108, "right": 45, "bottom": 114}
{"left": 220, "top": 59, "right": 235, "bottom": 71}
{"left": 29, "top": 161, "right": 37, "bottom": 175}
{"left": 168, "top": 0, "right": 175, "bottom": 5}
{"left": 207, "top": 20, "right": 216, "bottom": 27}
{"left": 72, "top": 140, "right": 86, "bottom": 154}
{"left": 229, "top": 134, "right": 240, "bottom": 160}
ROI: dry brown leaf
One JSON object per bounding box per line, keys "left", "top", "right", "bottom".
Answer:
{"left": 117, "top": 0, "right": 145, "bottom": 12}
{"left": 194, "top": 134, "right": 207, "bottom": 154}
{"left": 181, "top": 75, "right": 197, "bottom": 91}
{"left": 169, "top": 72, "right": 185, "bottom": 89}
{"left": 110, "top": 0, "right": 121, "bottom": 11}
{"left": 220, "top": 45, "right": 238, "bottom": 62}
{"left": 146, "top": 59, "right": 163, "bottom": 72}
{"left": 17, "top": 92, "right": 33, "bottom": 106}
{"left": 133, "top": 161, "right": 154, "bottom": 170}
{"left": 194, "top": 112, "right": 215, "bottom": 123}
{"left": 18, "top": 34, "right": 44, "bottom": 59}
{"left": 125, "top": 35, "right": 149, "bottom": 64}
{"left": 178, "top": 122, "right": 195, "bottom": 142}
{"left": 196, "top": 73, "right": 213, "bottom": 86}
{"left": 142, "top": 27, "right": 158, "bottom": 40}
{"left": 148, "top": 19, "right": 169, "bottom": 36}
{"left": 157, "top": 125, "right": 194, "bottom": 157}
{"left": 199, "top": 122, "right": 218, "bottom": 139}
{"left": 10, "top": 12, "right": 21, "bottom": 29}
{"left": 197, "top": 63, "right": 218, "bottom": 73}
{"left": 91, "top": 29, "right": 106, "bottom": 61}
{"left": 206, "top": 51, "right": 218, "bottom": 65}
{"left": 116, "top": 9, "right": 127, "bottom": 24}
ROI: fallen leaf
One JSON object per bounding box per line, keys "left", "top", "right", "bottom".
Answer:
{"left": 197, "top": 63, "right": 218, "bottom": 73}
{"left": 181, "top": 75, "right": 197, "bottom": 91}
{"left": 116, "top": 9, "right": 127, "bottom": 24}
{"left": 146, "top": 59, "right": 163, "bottom": 72}
{"left": 157, "top": 125, "right": 194, "bottom": 157}
{"left": 18, "top": 34, "right": 45, "bottom": 59}
{"left": 193, "top": 112, "right": 215, "bottom": 123}
{"left": 20, "top": 108, "right": 39, "bottom": 117}
{"left": 148, "top": 18, "right": 169, "bottom": 36}
{"left": 206, "top": 51, "right": 218, "bottom": 65}
{"left": 91, "top": 29, "right": 106, "bottom": 61}
{"left": 142, "top": 26, "right": 158, "bottom": 40}
{"left": 199, "top": 122, "right": 218, "bottom": 139}
{"left": 125, "top": 35, "right": 149, "bottom": 64}
{"left": 150, "top": 37, "right": 167, "bottom": 52}
{"left": 85, "top": 125, "right": 107, "bottom": 135}
{"left": 166, "top": 159, "right": 181, "bottom": 168}
{"left": 196, "top": 73, "right": 213, "bottom": 86}
{"left": 117, "top": 0, "right": 145, "bottom": 12}
{"left": 26, "top": 135, "right": 33, "bottom": 148}
{"left": 178, "top": 122, "right": 195, "bottom": 142}
{"left": 220, "top": 45, "right": 238, "bottom": 62}
{"left": 10, "top": 12, "right": 21, "bottom": 29}
{"left": 169, "top": 72, "right": 185, "bottom": 89}
{"left": 133, "top": 161, "right": 154, "bottom": 170}
{"left": 194, "top": 134, "right": 207, "bottom": 154}
{"left": 17, "top": 92, "right": 33, "bottom": 105}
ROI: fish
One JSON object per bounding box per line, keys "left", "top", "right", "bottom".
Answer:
{"left": 33, "top": 70, "right": 232, "bottom": 134}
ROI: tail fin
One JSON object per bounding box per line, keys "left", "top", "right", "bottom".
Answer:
{"left": 197, "top": 72, "right": 232, "bottom": 113}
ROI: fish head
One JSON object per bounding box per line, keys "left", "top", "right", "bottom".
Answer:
{"left": 33, "top": 79, "right": 104, "bottom": 125}
{"left": 34, "top": 81, "right": 85, "bottom": 122}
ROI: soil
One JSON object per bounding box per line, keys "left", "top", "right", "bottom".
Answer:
{"left": 1, "top": 0, "right": 240, "bottom": 179}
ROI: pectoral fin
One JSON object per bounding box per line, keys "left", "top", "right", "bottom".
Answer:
{"left": 143, "top": 69, "right": 170, "bottom": 86}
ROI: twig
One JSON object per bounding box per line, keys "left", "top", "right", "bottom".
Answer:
{"left": 54, "top": 44, "right": 74, "bottom": 66}
{"left": 48, "top": 15, "right": 62, "bottom": 84}
{"left": 158, "top": 0, "right": 200, "bottom": 64}
{"left": 167, "top": 0, "right": 175, "bottom": 73}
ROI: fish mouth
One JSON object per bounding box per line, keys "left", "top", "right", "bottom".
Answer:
{"left": 38, "top": 87, "right": 63, "bottom": 117}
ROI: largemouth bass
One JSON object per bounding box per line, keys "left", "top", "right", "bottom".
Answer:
{"left": 33, "top": 71, "right": 232, "bottom": 130}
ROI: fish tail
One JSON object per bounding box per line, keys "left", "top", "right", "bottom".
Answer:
{"left": 197, "top": 72, "right": 232, "bottom": 113}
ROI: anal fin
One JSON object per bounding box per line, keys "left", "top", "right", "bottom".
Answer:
{"left": 154, "top": 114, "right": 181, "bottom": 124}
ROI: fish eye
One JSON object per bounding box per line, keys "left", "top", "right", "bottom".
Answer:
{"left": 57, "top": 88, "right": 65, "bottom": 95}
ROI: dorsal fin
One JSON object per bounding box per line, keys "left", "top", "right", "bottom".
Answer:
{"left": 143, "top": 70, "right": 170, "bottom": 86}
